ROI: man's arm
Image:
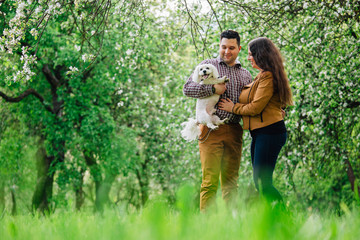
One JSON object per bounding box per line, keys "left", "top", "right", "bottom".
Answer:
{"left": 183, "top": 75, "right": 214, "bottom": 99}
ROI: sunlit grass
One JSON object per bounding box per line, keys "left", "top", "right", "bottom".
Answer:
{"left": 1, "top": 187, "right": 359, "bottom": 240}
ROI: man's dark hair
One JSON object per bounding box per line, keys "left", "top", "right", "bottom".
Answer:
{"left": 220, "top": 30, "right": 240, "bottom": 46}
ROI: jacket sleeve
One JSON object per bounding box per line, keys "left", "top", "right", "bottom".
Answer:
{"left": 183, "top": 60, "right": 214, "bottom": 99}
{"left": 232, "top": 72, "right": 274, "bottom": 116}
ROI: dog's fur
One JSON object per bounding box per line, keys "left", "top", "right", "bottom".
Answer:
{"left": 181, "top": 64, "right": 229, "bottom": 141}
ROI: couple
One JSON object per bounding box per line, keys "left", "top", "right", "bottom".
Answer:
{"left": 183, "top": 30, "right": 293, "bottom": 211}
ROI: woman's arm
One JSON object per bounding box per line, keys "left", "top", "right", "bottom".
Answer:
{"left": 219, "top": 72, "right": 274, "bottom": 116}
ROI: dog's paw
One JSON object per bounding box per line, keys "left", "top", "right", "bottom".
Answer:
{"left": 209, "top": 126, "right": 219, "bottom": 130}
{"left": 218, "top": 76, "right": 229, "bottom": 83}
{"left": 207, "top": 123, "right": 219, "bottom": 130}
{"left": 216, "top": 118, "right": 229, "bottom": 125}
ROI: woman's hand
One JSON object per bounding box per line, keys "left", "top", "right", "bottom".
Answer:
{"left": 218, "top": 98, "right": 234, "bottom": 113}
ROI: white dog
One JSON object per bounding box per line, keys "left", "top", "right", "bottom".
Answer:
{"left": 181, "top": 64, "right": 229, "bottom": 141}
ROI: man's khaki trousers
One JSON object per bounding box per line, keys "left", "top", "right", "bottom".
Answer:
{"left": 198, "top": 123, "right": 243, "bottom": 211}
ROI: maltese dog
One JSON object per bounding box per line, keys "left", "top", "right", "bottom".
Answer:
{"left": 181, "top": 64, "right": 229, "bottom": 141}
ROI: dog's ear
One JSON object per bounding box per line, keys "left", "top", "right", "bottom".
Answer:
{"left": 210, "top": 65, "right": 219, "bottom": 78}
{"left": 192, "top": 65, "right": 201, "bottom": 83}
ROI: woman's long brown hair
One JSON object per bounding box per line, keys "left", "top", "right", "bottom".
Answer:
{"left": 249, "top": 37, "right": 293, "bottom": 107}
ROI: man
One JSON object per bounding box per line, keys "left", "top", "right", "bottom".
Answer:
{"left": 183, "top": 30, "right": 252, "bottom": 211}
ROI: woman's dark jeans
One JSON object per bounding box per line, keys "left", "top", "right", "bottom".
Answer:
{"left": 251, "top": 132, "right": 287, "bottom": 203}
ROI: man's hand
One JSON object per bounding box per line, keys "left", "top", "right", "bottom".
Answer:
{"left": 214, "top": 83, "right": 226, "bottom": 95}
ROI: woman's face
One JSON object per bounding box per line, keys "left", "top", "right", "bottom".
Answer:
{"left": 247, "top": 48, "right": 261, "bottom": 70}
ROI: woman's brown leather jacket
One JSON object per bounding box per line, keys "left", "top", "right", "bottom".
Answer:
{"left": 232, "top": 71, "right": 284, "bottom": 130}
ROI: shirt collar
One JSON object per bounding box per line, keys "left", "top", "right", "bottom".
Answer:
{"left": 217, "top": 56, "right": 242, "bottom": 68}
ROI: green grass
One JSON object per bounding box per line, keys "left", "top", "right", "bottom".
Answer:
{"left": 1, "top": 197, "right": 359, "bottom": 240}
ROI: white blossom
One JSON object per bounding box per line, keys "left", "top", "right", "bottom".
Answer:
{"left": 34, "top": 6, "right": 43, "bottom": 14}
{"left": 66, "top": 66, "right": 79, "bottom": 75}
{"left": 126, "top": 49, "right": 134, "bottom": 55}
{"left": 30, "top": 28, "right": 38, "bottom": 37}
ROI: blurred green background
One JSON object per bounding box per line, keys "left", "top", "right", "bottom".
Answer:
{"left": 0, "top": 0, "right": 359, "bottom": 239}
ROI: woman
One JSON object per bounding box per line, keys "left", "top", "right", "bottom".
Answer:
{"left": 218, "top": 37, "right": 293, "bottom": 204}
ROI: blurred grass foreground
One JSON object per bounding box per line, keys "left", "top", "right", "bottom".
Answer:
{"left": 1, "top": 184, "right": 360, "bottom": 240}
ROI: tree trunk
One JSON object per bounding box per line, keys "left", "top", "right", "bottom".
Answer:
{"left": 10, "top": 187, "right": 16, "bottom": 215}
{"left": 95, "top": 172, "right": 116, "bottom": 211}
{"left": 135, "top": 164, "right": 149, "bottom": 207}
{"left": 31, "top": 64, "right": 65, "bottom": 213}
{"left": 344, "top": 158, "right": 360, "bottom": 199}
{"left": 0, "top": 182, "right": 5, "bottom": 214}
{"left": 75, "top": 168, "right": 85, "bottom": 211}
{"left": 157, "top": 166, "right": 175, "bottom": 204}
{"left": 32, "top": 145, "right": 55, "bottom": 212}
{"left": 84, "top": 152, "right": 104, "bottom": 212}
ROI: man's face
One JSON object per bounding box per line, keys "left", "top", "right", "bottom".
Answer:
{"left": 219, "top": 38, "right": 241, "bottom": 66}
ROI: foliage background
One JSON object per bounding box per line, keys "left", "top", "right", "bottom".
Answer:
{"left": 0, "top": 0, "right": 359, "bottom": 219}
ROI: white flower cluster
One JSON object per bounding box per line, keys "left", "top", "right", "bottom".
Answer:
{"left": 8, "top": 46, "right": 37, "bottom": 82}
{"left": 2, "top": 1, "right": 26, "bottom": 54}
{"left": 66, "top": 66, "right": 79, "bottom": 75}
{"left": 0, "top": 0, "right": 63, "bottom": 82}
{"left": 81, "top": 53, "right": 95, "bottom": 62}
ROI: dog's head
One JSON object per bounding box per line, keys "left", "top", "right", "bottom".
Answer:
{"left": 192, "top": 64, "right": 219, "bottom": 83}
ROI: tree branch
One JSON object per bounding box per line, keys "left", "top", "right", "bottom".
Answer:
{"left": 0, "top": 89, "right": 54, "bottom": 113}
{"left": 42, "top": 64, "right": 60, "bottom": 88}
{"left": 206, "top": 0, "right": 222, "bottom": 32}
{"left": 348, "top": 101, "right": 360, "bottom": 108}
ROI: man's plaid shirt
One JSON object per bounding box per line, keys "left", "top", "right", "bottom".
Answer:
{"left": 183, "top": 57, "right": 252, "bottom": 124}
